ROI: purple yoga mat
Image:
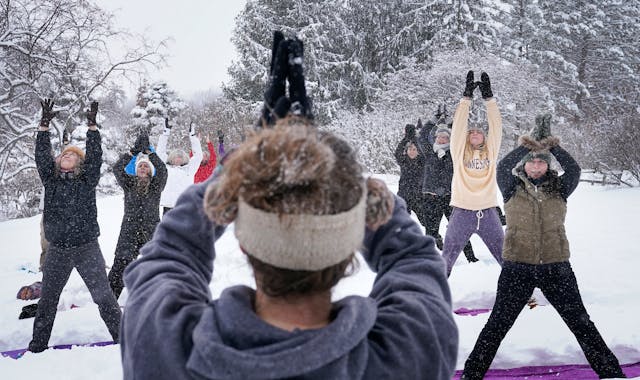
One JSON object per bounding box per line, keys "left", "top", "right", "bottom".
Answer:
{"left": 1, "top": 341, "right": 115, "bottom": 359}
{"left": 452, "top": 361, "right": 640, "bottom": 379}
{"left": 454, "top": 307, "right": 492, "bottom": 316}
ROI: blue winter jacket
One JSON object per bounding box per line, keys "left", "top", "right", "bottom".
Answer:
{"left": 121, "top": 178, "right": 458, "bottom": 380}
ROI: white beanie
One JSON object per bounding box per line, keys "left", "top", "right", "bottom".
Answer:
{"left": 135, "top": 153, "right": 155, "bottom": 176}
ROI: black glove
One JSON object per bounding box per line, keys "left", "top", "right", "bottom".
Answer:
{"left": 164, "top": 118, "right": 171, "bottom": 129}
{"left": 416, "top": 118, "right": 423, "bottom": 130}
{"left": 39, "top": 99, "right": 58, "bottom": 127}
{"left": 463, "top": 70, "right": 477, "bottom": 98}
{"left": 131, "top": 133, "right": 149, "bottom": 155}
{"left": 287, "top": 37, "right": 312, "bottom": 119}
{"left": 476, "top": 72, "right": 493, "bottom": 99}
{"left": 86, "top": 101, "right": 98, "bottom": 126}
{"left": 217, "top": 130, "right": 224, "bottom": 145}
{"left": 405, "top": 124, "right": 416, "bottom": 139}
{"left": 62, "top": 129, "right": 70, "bottom": 146}
{"left": 531, "top": 113, "right": 552, "bottom": 141}
{"left": 260, "top": 31, "right": 289, "bottom": 126}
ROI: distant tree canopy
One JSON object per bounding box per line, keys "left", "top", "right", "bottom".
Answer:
{"left": 225, "top": 0, "right": 640, "bottom": 179}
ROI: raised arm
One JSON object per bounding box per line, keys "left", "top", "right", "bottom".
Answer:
{"left": 450, "top": 98, "right": 472, "bottom": 164}
{"left": 157, "top": 118, "right": 171, "bottom": 162}
{"left": 121, "top": 177, "right": 227, "bottom": 375}
{"left": 187, "top": 133, "right": 203, "bottom": 177}
{"left": 361, "top": 196, "right": 457, "bottom": 378}
{"left": 84, "top": 128, "right": 103, "bottom": 188}
{"left": 551, "top": 145, "right": 581, "bottom": 199}
{"left": 35, "top": 131, "right": 55, "bottom": 183}
{"left": 35, "top": 99, "right": 58, "bottom": 183}
{"left": 113, "top": 153, "right": 135, "bottom": 190}
{"left": 205, "top": 140, "right": 217, "bottom": 172}
{"left": 497, "top": 146, "right": 529, "bottom": 203}
{"left": 149, "top": 152, "right": 168, "bottom": 191}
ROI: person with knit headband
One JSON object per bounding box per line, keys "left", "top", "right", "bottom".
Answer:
{"left": 441, "top": 70, "right": 505, "bottom": 277}
{"left": 461, "top": 114, "right": 626, "bottom": 380}
{"left": 120, "top": 32, "right": 457, "bottom": 380}
{"left": 29, "top": 99, "right": 121, "bottom": 353}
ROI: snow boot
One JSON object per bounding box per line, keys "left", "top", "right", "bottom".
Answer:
{"left": 18, "top": 303, "right": 38, "bottom": 319}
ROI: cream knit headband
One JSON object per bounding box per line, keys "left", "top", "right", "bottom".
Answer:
{"left": 234, "top": 191, "right": 367, "bottom": 271}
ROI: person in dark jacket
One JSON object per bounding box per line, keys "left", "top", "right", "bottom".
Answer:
{"left": 29, "top": 99, "right": 121, "bottom": 353}
{"left": 394, "top": 123, "right": 427, "bottom": 227}
{"left": 107, "top": 133, "right": 167, "bottom": 300}
{"left": 120, "top": 32, "right": 457, "bottom": 380}
{"left": 461, "top": 115, "right": 626, "bottom": 380}
{"left": 420, "top": 123, "right": 478, "bottom": 262}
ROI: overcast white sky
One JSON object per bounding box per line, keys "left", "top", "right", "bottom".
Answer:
{"left": 96, "top": 0, "right": 247, "bottom": 98}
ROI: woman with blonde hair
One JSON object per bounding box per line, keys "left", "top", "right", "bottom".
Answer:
{"left": 441, "top": 71, "right": 505, "bottom": 277}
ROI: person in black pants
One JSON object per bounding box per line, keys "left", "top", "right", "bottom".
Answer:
{"left": 461, "top": 114, "right": 625, "bottom": 379}
{"left": 108, "top": 133, "right": 167, "bottom": 300}
{"left": 394, "top": 123, "right": 427, "bottom": 227}
{"left": 30, "top": 100, "right": 121, "bottom": 352}
{"left": 420, "top": 123, "right": 477, "bottom": 261}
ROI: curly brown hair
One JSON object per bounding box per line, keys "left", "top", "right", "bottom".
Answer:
{"left": 203, "top": 117, "right": 393, "bottom": 297}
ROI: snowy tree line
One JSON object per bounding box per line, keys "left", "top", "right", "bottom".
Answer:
{"left": 0, "top": 0, "right": 167, "bottom": 219}
{"left": 1, "top": 0, "right": 639, "bottom": 219}
{"left": 224, "top": 0, "right": 640, "bottom": 180}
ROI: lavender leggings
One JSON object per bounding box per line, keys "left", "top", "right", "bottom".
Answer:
{"left": 442, "top": 207, "right": 504, "bottom": 277}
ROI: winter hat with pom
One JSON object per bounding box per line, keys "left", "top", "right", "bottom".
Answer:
{"left": 135, "top": 153, "right": 155, "bottom": 176}
{"left": 519, "top": 113, "right": 560, "bottom": 152}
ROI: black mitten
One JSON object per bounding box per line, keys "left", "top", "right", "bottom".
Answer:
{"left": 260, "top": 31, "right": 289, "bottom": 126}
{"left": 131, "top": 133, "right": 148, "bottom": 155}
{"left": 287, "top": 37, "right": 313, "bottom": 119}
{"left": 532, "top": 113, "right": 552, "bottom": 141}
{"left": 405, "top": 124, "right": 416, "bottom": 139}
{"left": 217, "top": 130, "right": 224, "bottom": 145}
{"left": 476, "top": 72, "right": 493, "bottom": 99}
{"left": 463, "top": 71, "right": 477, "bottom": 98}
{"left": 40, "top": 99, "right": 58, "bottom": 127}
{"left": 62, "top": 129, "right": 70, "bottom": 146}
{"left": 85, "top": 101, "right": 98, "bottom": 126}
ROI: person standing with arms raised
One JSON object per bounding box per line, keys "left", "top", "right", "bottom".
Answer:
{"left": 441, "top": 71, "right": 504, "bottom": 277}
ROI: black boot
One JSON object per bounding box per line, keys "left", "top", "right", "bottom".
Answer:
{"left": 464, "top": 246, "right": 479, "bottom": 263}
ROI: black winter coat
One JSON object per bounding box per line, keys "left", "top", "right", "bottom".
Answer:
{"left": 422, "top": 146, "right": 454, "bottom": 196}
{"left": 36, "top": 130, "right": 102, "bottom": 248}
{"left": 113, "top": 153, "right": 167, "bottom": 254}
{"left": 394, "top": 137, "right": 425, "bottom": 202}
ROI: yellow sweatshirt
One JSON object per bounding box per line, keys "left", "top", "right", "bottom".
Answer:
{"left": 450, "top": 98, "right": 502, "bottom": 210}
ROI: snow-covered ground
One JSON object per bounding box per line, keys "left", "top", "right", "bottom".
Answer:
{"left": 0, "top": 174, "right": 638, "bottom": 379}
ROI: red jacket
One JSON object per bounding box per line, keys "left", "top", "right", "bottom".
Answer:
{"left": 192, "top": 142, "right": 217, "bottom": 183}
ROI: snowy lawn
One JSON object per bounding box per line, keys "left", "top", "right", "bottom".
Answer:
{"left": 0, "top": 174, "right": 638, "bottom": 379}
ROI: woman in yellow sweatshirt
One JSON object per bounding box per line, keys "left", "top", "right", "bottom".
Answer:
{"left": 441, "top": 71, "right": 504, "bottom": 277}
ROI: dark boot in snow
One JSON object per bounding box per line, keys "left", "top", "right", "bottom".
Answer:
{"left": 463, "top": 247, "right": 479, "bottom": 263}
{"left": 19, "top": 303, "right": 38, "bottom": 319}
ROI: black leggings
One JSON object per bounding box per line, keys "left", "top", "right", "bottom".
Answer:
{"left": 463, "top": 261, "right": 625, "bottom": 379}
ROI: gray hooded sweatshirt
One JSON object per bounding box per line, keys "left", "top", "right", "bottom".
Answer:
{"left": 121, "top": 179, "right": 458, "bottom": 379}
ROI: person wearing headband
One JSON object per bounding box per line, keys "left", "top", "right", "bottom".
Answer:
{"left": 120, "top": 31, "right": 457, "bottom": 380}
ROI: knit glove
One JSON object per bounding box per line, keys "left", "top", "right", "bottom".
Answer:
{"left": 476, "top": 72, "right": 493, "bottom": 99}
{"left": 463, "top": 70, "right": 477, "bottom": 98}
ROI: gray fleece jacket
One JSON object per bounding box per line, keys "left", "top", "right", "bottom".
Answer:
{"left": 121, "top": 178, "right": 458, "bottom": 380}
